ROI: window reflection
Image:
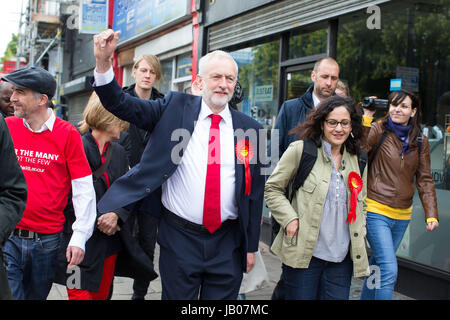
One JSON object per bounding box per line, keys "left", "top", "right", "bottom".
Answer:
{"left": 288, "top": 27, "right": 327, "bottom": 59}
{"left": 156, "top": 59, "right": 173, "bottom": 94}
{"left": 337, "top": 0, "right": 450, "bottom": 273}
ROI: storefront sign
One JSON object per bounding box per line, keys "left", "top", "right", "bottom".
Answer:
{"left": 79, "top": 0, "right": 109, "bottom": 34}
{"left": 255, "top": 85, "right": 273, "bottom": 102}
{"left": 390, "top": 78, "right": 402, "bottom": 91}
{"left": 396, "top": 66, "right": 419, "bottom": 92}
{"left": 113, "top": 0, "right": 188, "bottom": 45}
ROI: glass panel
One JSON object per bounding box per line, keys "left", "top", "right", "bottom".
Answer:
{"left": 286, "top": 69, "right": 312, "bottom": 101}
{"left": 230, "top": 41, "right": 279, "bottom": 128}
{"left": 176, "top": 54, "right": 192, "bottom": 78}
{"left": 337, "top": 0, "right": 450, "bottom": 273}
{"left": 230, "top": 39, "right": 280, "bottom": 219}
{"left": 288, "top": 27, "right": 327, "bottom": 59}
{"left": 174, "top": 80, "right": 191, "bottom": 93}
{"left": 156, "top": 59, "right": 173, "bottom": 94}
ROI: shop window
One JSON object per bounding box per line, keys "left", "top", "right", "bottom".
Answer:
{"left": 156, "top": 54, "right": 192, "bottom": 93}
{"left": 229, "top": 39, "right": 280, "bottom": 220}
{"left": 176, "top": 53, "right": 192, "bottom": 78}
{"left": 337, "top": 0, "right": 449, "bottom": 273}
{"left": 156, "top": 59, "right": 173, "bottom": 94}
{"left": 288, "top": 26, "right": 327, "bottom": 60}
{"left": 229, "top": 41, "right": 280, "bottom": 128}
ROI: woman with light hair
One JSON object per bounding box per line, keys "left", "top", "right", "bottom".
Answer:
{"left": 336, "top": 80, "right": 350, "bottom": 98}
{"left": 54, "top": 92, "right": 158, "bottom": 299}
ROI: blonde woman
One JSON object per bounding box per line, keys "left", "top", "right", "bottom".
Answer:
{"left": 54, "top": 92, "right": 157, "bottom": 299}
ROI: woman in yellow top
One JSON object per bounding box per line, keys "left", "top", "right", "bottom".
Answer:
{"left": 361, "top": 89, "right": 439, "bottom": 300}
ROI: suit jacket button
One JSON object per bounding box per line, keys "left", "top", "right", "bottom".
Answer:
{"left": 145, "top": 188, "right": 151, "bottom": 193}
{"left": 354, "top": 232, "right": 359, "bottom": 237}
{"left": 163, "top": 175, "right": 169, "bottom": 180}
{"left": 356, "top": 255, "right": 361, "bottom": 259}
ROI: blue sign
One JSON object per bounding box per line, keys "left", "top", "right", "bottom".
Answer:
{"left": 113, "top": 0, "right": 188, "bottom": 45}
{"left": 390, "top": 78, "right": 402, "bottom": 91}
{"left": 79, "top": 0, "right": 109, "bottom": 34}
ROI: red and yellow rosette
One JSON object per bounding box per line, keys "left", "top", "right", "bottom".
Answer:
{"left": 347, "top": 171, "right": 363, "bottom": 224}
{"left": 235, "top": 139, "right": 254, "bottom": 195}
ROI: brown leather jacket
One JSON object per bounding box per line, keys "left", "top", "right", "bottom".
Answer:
{"left": 363, "top": 120, "right": 438, "bottom": 221}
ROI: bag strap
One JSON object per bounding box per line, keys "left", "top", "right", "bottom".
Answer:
{"left": 93, "top": 143, "right": 113, "bottom": 181}
{"left": 358, "top": 149, "right": 368, "bottom": 176}
{"left": 288, "top": 138, "right": 318, "bottom": 202}
{"left": 288, "top": 138, "right": 368, "bottom": 202}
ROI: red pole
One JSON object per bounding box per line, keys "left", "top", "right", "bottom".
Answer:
{"left": 191, "top": 0, "right": 199, "bottom": 84}
{"left": 109, "top": 0, "right": 123, "bottom": 86}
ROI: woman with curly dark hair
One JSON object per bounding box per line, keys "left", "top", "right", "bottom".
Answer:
{"left": 265, "top": 95, "right": 369, "bottom": 300}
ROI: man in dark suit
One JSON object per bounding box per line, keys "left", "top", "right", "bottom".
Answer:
{"left": 91, "top": 29, "right": 266, "bottom": 300}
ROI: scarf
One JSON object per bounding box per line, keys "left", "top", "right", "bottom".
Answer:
{"left": 386, "top": 116, "right": 411, "bottom": 155}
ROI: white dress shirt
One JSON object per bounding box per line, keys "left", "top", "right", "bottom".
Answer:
{"left": 93, "top": 67, "right": 238, "bottom": 225}
{"left": 162, "top": 100, "right": 238, "bottom": 224}
{"left": 312, "top": 92, "right": 321, "bottom": 107}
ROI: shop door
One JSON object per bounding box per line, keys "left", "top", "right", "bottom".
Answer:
{"left": 284, "top": 63, "right": 314, "bottom": 102}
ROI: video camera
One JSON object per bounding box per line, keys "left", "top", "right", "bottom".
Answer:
{"left": 361, "top": 97, "right": 389, "bottom": 111}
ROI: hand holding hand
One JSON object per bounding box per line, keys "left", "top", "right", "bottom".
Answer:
{"left": 97, "top": 212, "right": 120, "bottom": 235}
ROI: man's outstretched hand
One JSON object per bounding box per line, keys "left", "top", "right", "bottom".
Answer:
{"left": 93, "top": 29, "right": 121, "bottom": 73}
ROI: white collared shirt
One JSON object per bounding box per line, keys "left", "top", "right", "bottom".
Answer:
{"left": 162, "top": 100, "right": 238, "bottom": 224}
{"left": 22, "top": 108, "right": 56, "bottom": 132}
{"left": 312, "top": 92, "right": 321, "bottom": 107}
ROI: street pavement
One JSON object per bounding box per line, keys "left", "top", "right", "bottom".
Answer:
{"left": 47, "top": 241, "right": 413, "bottom": 300}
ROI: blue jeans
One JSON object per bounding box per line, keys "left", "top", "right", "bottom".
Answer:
{"left": 282, "top": 253, "right": 353, "bottom": 300}
{"left": 360, "top": 211, "right": 410, "bottom": 300}
{"left": 3, "top": 233, "right": 61, "bottom": 300}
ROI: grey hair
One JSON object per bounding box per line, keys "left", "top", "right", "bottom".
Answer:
{"left": 198, "top": 50, "right": 238, "bottom": 77}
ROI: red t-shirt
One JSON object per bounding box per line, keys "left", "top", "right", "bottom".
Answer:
{"left": 6, "top": 116, "right": 92, "bottom": 234}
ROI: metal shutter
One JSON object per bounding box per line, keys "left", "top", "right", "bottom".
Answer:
{"left": 208, "top": 0, "right": 390, "bottom": 50}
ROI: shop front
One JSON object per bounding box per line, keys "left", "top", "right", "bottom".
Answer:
{"left": 113, "top": 0, "right": 193, "bottom": 93}
{"left": 203, "top": 0, "right": 449, "bottom": 298}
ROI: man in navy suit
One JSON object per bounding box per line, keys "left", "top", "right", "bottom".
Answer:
{"left": 91, "top": 30, "right": 266, "bottom": 299}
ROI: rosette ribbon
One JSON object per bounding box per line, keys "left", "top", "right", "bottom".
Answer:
{"left": 347, "top": 171, "right": 363, "bottom": 224}
{"left": 235, "top": 139, "right": 254, "bottom": 195}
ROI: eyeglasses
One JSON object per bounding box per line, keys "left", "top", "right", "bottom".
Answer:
{"left": 324, "top": 119, "right": 351, "bottom": 128}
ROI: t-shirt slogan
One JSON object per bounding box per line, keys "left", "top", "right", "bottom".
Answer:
{"left": 15, "top": 148, "right": 60, "bottom": 173}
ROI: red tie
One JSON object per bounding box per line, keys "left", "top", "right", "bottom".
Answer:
{"left": 203, "top": 114, "right": 222, "bottom": 234}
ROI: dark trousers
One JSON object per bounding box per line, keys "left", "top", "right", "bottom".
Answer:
{"left": 158, "top": 211, "right": 243, "bottom": 300}
{"left": 282, "top": 254, "right": 353, "bottom": 300}
{"left": 132, "top": 213, "right": 159, "bottom": 298}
